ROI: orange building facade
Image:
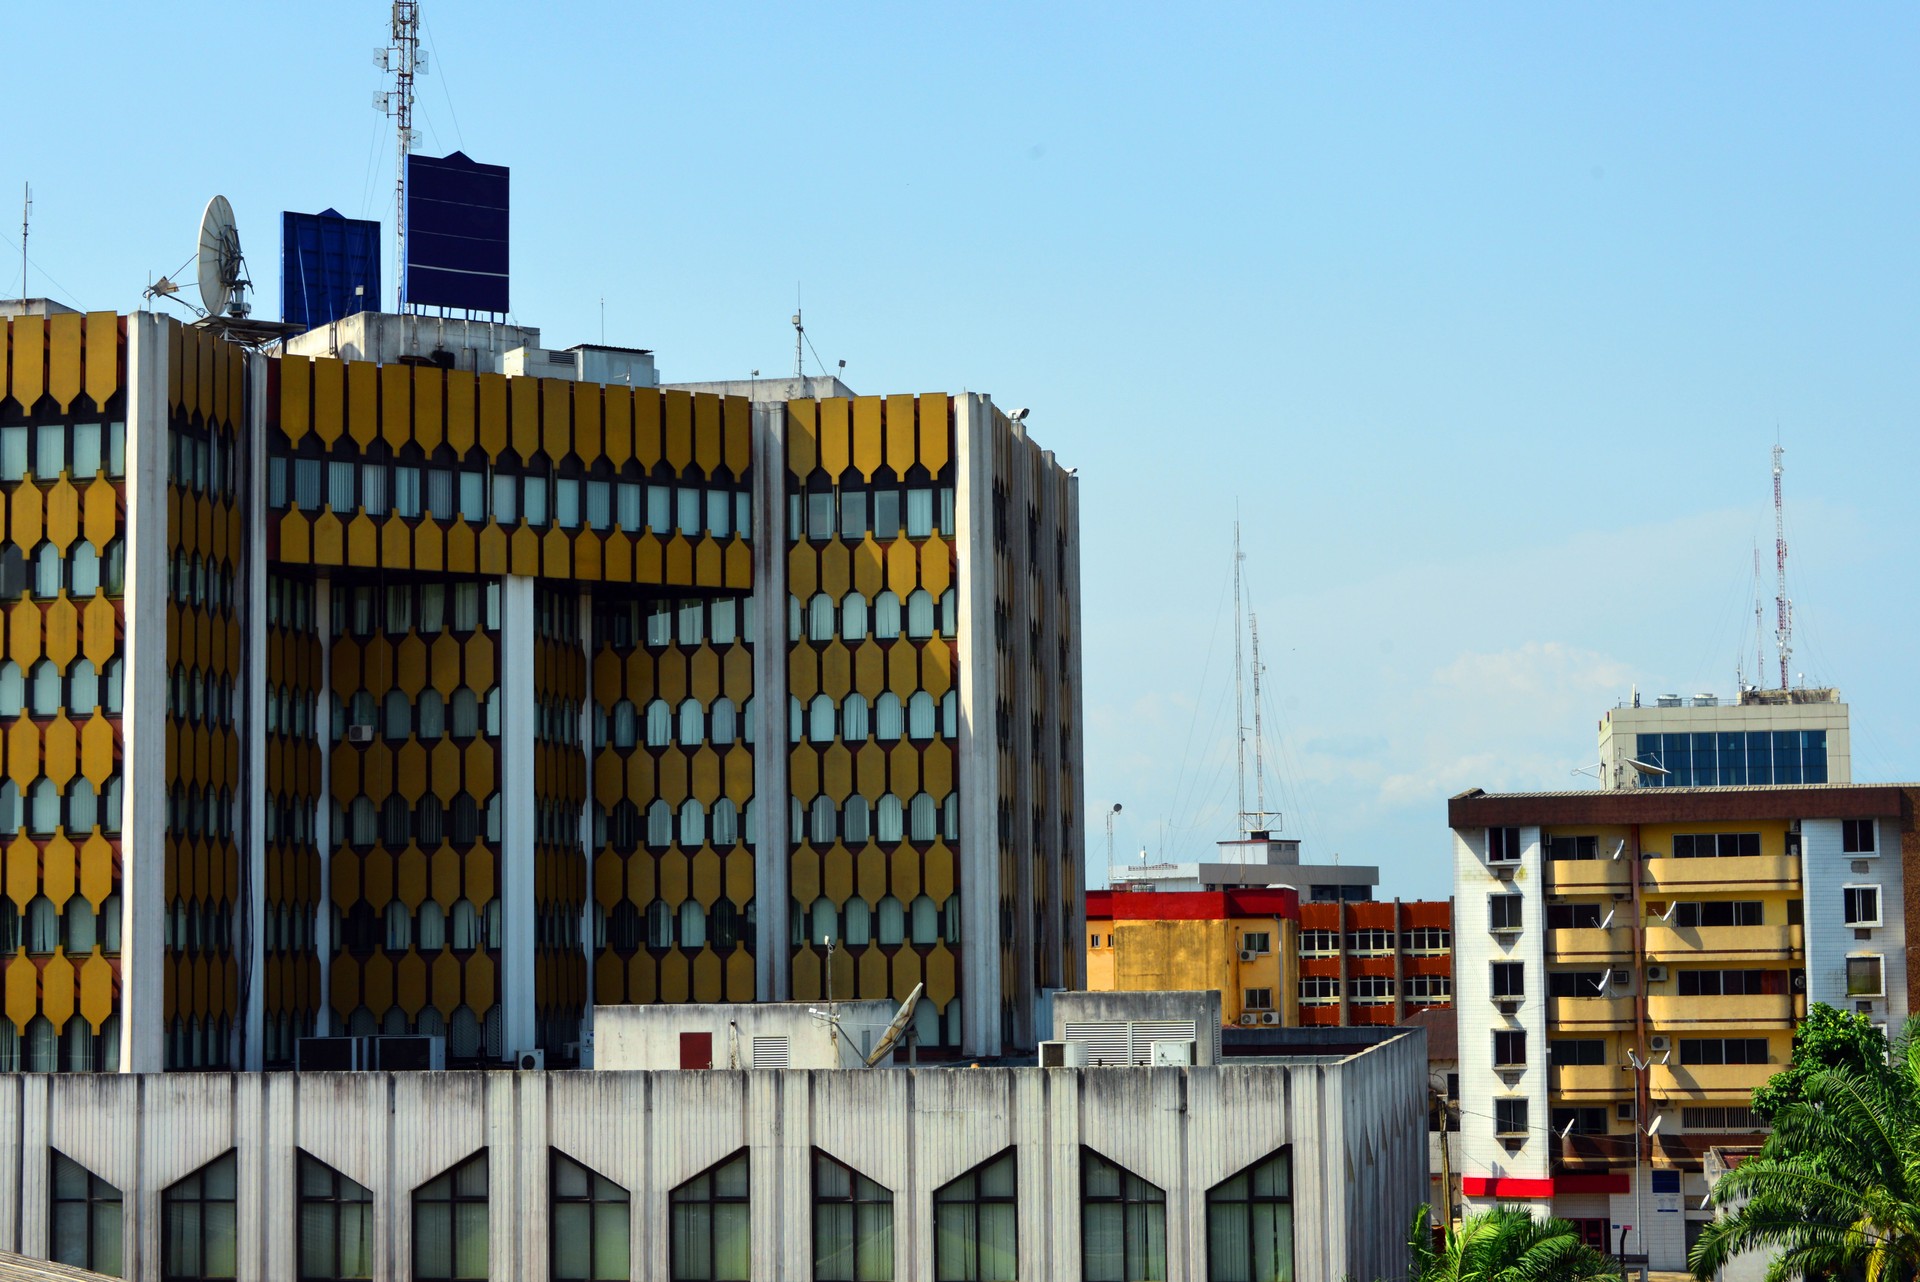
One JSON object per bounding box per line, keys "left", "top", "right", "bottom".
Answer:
{"left": 1296, "top": 899, "right": 1454, "bottom": 1026}
{"left": 1085, "top": 888, "right": 1301, "bottom": 1027}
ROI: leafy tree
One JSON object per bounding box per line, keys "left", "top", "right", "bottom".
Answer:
{"left": 1749, "top": 1001, "right": 1888, "bottom": 1122}
{"left": 1407, "top": 1204, "right": 1619, "bottom": 1282}
{"left": 1692, "top": 1014, "right": 1920, "bottom": 1280}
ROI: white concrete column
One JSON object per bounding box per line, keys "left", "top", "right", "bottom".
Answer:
{"left": 955, "top": 393, "right": 1002, "bottom": 1057}
{"left": 749, "top": 403, "right": 791, "bottom": 1000}
{"left": 577, "top": 588, "right": 596, "bottom": 1056}
{"left": 498, "top": 574, "right": 537, "bottom": 1059}
{"left": 241, "top": 350, "right": 269, "bottom": 1071}
{"left": 313, "top": 577, "right": 334, "bottom": 1036}
{"left": 117, "top": 313, "right": 171, "bottom": 1073}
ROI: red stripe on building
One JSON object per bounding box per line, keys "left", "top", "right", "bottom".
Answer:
{"left": 1554, "top": 1173, "right": 1630, "bottom": 1195}
{"left": 1084, "top": 888, "right": 1299, "bottom": 922}
{"left": 1460, "top": 1176, "right": 1554, "bottom": 1198}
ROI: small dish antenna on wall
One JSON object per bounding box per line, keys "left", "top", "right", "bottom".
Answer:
{"left": 197, "top": 195, "right": 251, "bottom": 319}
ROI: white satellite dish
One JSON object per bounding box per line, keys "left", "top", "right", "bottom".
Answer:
{"left": 196, "top": 195, "right": 251, "bottom": 319}
{"left": 863, "top": 982, "right": 924, "bottom": 1067}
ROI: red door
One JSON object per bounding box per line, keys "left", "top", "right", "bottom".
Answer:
{"left": 679, "top": 1032, "right": 713, "bottom": 1069}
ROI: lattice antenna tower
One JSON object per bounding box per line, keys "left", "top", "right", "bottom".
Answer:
{"left": 375, "top": 3, "right": 428, "bottom": 311}
{"left": 1773, "top": 444, "right": 1792, "bottom": 689}
{"left": 1245, "top": 614, "right": 1282, "bottom": 832}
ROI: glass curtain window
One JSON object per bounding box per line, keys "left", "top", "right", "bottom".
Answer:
{"left": 670, "top": 1151, "right": 751, "bottom": 1282}
{"left": 1205, "top": 1150, "right": 1293, "bottom": 1282}
{"left": 413, "top": 1151, "right": 489, "bottom": 1282}
{"left": 934, "top": 1151, "right": 1018, "bottom": 1282}
{"left": 163, "top": 1151, "right": 238, "bottom": 1281}
{"left": 1081, "top": 1149, "right": 1166, "bottom": 1282}
{"left": 814, "top": 1150, "right": 894, "bottom": 1282}
{"left": 551, "top": 1151, "right": 631, "bottom": 1282}
{"left": 51, "top": 1150, "right": 122, "bottom": 1277}
{"left": 298, "top": 1152, "right": 373, "bottom": 1282}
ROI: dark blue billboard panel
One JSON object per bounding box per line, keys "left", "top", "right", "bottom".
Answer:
{"left": 405, "top": 151, "right": 509, "bottom": 313}
{"left": 281, "top": 209, "right": 381, "bottom": 328}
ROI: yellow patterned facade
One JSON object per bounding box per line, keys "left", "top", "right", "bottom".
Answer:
{"left": 0, "top": 310, "right": 127, "bottom": 1070}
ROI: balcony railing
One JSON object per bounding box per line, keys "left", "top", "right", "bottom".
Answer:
{"left": 1551, "top": 1062, "right": 1632, "bottom": 1098}
{"left": 1547, "top": 996, "right": 1635, "bottom": 1029}
{"left": 1642, "top": 854, "right": 1800, "bottom": 894}
{"left": 1646, "top": 993, "right": 1796, "bottom": 1027}
{"left": 1653, "top": 1061, "right": 1783, "bottom": 1096}
{"left": 1547, "top": 927, "right": 1630, "bottom": 962}
{"left": 1545, "top": 861, "right": 1631, "bottom": 894}
{"left": 1643, "top": 923, "right": 1801, "bottom": 962}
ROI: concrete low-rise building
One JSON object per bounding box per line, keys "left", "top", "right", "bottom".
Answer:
{"left": 0, "top": 1028, "right": 1426, "bottom": 1281}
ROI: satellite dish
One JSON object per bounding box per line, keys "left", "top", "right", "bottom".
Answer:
{"left": 196, "top": 196, "right": 251, "bottom": 319}
{"left": 1627, "top": 758, "right": 1669, "bottom": 778}
{"left": 863, "top": 982, "right": 924, "bottom": 1067}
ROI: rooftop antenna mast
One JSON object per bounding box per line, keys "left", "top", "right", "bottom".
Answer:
{"left": 1245, "top": 614, "right": 1282, "bottom": 832}
{"left": 793, "top": 300, "right": 805, "bottom": 380}
{"left": 1773, "top": 444, "right": 1792, "bottom": 689}
{"left": 1232, "top": 522, "right": 1247, "bottom": 837}
{"left": 377, "top": 2, "right": 425, "bottom": 312}
{"left": 18, "top": 183, "right": 27, "bottom": 301}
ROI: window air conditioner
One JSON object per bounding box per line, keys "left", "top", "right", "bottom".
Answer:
{"left": 1494, "top": 865, "right": 1516, "bottom": 881}
{"left": 346, "top": 724, "right": 375, "bottom": 744}
{"left": 1239, "top": 949, "right": 1258, "bottom": 962}
{"left": 1238, "top": 1013, "right": 1258, "bottom": 1026}
{"left": 1649, "top": 1035, "right": 1670, "bottom": 1053}
{"left": 1646, "top": 965, "right": 1668, "bottom": 983}
{"left": 1494, "top": 997, "right": 1521, "bottom": 1014}
{"left": 1260, "top": 1012, "right": 1281, "bottom": 1025}
{"left": 515, "top": 1049, "right": 546, "bottom": 1071}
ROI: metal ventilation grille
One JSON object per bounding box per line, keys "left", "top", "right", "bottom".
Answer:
{"left": 751, "top": 1036, "right": 790, "bottom": 1069}
{"left": 1062, "top": 1020, "right": 1200, "bottom": 1065}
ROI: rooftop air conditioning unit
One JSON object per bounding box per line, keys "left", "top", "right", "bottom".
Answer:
{"left": 1260, "top": 1012, "right": 1281, "bottom": 1025}
{"left": 1646, "top": 965, "right": 1668, "bottom": 983}
{"left": 1240, "top": 949, "right": 1258, "bottom": 962}
{"left": 1649, "top": 1035, "right": 1670, "bottom": 1053}
{"left": 1039, "top": 1040, "right": 1068, "bottom": 1067}
{"left": 1239, "top": 1013, "right": 1258, "bottom": 1026}
{"left": 1149, "top": 1039, "right": 1195, "bottom": 1067}
{"left": 515, "top": 1049, "right": 545, "bottom": 1071}
{"left": 346, "top": 724, "right": 375, "bottom": 744}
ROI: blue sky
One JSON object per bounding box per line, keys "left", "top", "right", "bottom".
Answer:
{"left": 9, "top": 4, "right": 1918, "bottom": 898}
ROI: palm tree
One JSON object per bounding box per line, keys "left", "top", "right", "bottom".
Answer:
{"left": 1691, "top": 1022, "right": 1920, "bottom": 1280}
{"left": 1407, "top": 1204, "right": 1620, "bottom": 1282}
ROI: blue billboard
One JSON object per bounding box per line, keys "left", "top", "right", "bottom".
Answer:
{"left": 281, "top": 209, "right": 381, "bottom": 328}
{"left": 405, "top": 151, "right": 510, "bottom": 313}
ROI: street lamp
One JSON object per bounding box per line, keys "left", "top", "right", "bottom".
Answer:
{"left": 1624, "top": 1049, "right": 1669, "bottom": 1264}
{"left": 1106, "top": 803, "right": 1123, "bottom": 870}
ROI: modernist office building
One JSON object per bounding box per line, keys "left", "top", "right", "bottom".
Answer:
{"left": 0, "top": 303, "right": 1082, "bottom": 1072}
{"left": 1450, "top": 780, "right": 1914, "bottom": 1267}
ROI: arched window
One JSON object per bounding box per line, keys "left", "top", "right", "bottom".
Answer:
{"left": 418, "top": 901, "right": 447, "bottom": 951}
{"left": 876, "top": 897, "right": 905, "bottom": 947}
{"left": 647, "top": 800, "right": 674, "bottom": 849}
{"left": 808, "top": 594, "right": 836, "bottom": 642}
{"left": 645, "top": 700, "right": 672, "bottom": 748}
{"left": 841, "top": 899, "right": 872, "bottom": 948}
{"left": 680, "top": 800, "right": 707, "bottom": 847}
{"left": 809, "top": 796, "right": 837, "bottom": 846}
{"left": 449, "top": 689, "right": 479, "bottom": 739}
{"left": 908, "top": 692, "right": 936, "bottom": 741}
{"left": 911, "top": 895, "right": 939, "bottom": 945}
{"left": 68, "top": 660, "right": 98, "bottom": 712}
{"left": 839, "top": 594, "right": 868, "bottom": 642}
{"left": 679, "top": 901, "right": 707, "bottom": 950}
{"left": 906, "top": 589, "right": 934, "bottom": 639}
{"left": 611, "top": 701, "right": 638, "bottom": 749}
{"left": 873, "top": 592, "right": 902, "bottom": 640}
{"left": 0, "top": 662, "right": 20, "bottom": 716}
{"left": 30, "top": 660, "right": 59, "bottom": 717}
{"left": 385, "top": 901, "right": 412, "bottom": 951}
{"left": 711, "top": 799, "right": 739, "bottom": 847}
{"left": 909, "top": 794, "right": 937, "bottom": 842}
{"left": 841, "top": 694, "right": 869, "bottom": 742}
{"left": 449, "top": 900, "right": 479, "bottom": 951}
{"left": 413, "top": 1151, "right": 488, "bottom": 1282}
{"left": 810, "top": 898, "right": 837, "bottom": 948}
{"left": 350, "top": 797, "right": 377, "bottom": 846}
{"left": 679, "top": 699, "right": 705, "bottom": 747}
{"left": 384, "top": 690, "right": 412, "bottom": 739}
{"left": 25, "top": 896, "right": 57, "bottom": 954}
{"left": 103, "top": 659, "right": 124, "bottom": 714}
{"left": 874, "top": 694, "right": 903, "bottom": 743}
{"left": 63, "top": 897, "right": 96, "bottom": 953}
{"left": 29, "top": 781, "right": 59, "bottom": 836}
{"left": 647, "top": 901, "right": 674, "bottom": 949}
{"left": 417, "top": 689, "right": 446, "bottom": 739}
{"left": 875, "top": 796, "right": 904, "bottom": 844}
{"left": 709, "top": 698, "right": 736, "bottom": 745}
{"left": 809, "top": 695, "right": 836, "bottom": 744}
{"left": 842, "top": 797, "right": 871, "bottom": 845}
{"left": 34, "top": 544, "right": 60, "bottom": 598}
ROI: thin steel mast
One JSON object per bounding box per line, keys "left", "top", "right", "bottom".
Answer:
{"left": 1233, "top": 524, "right": 1246, "bottom": 836}
{"left": 1773, "top": 445, "right": 1792, "bottom": 689}
{"left": 380, "top": 3, "right": 422, "bottom": 312}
